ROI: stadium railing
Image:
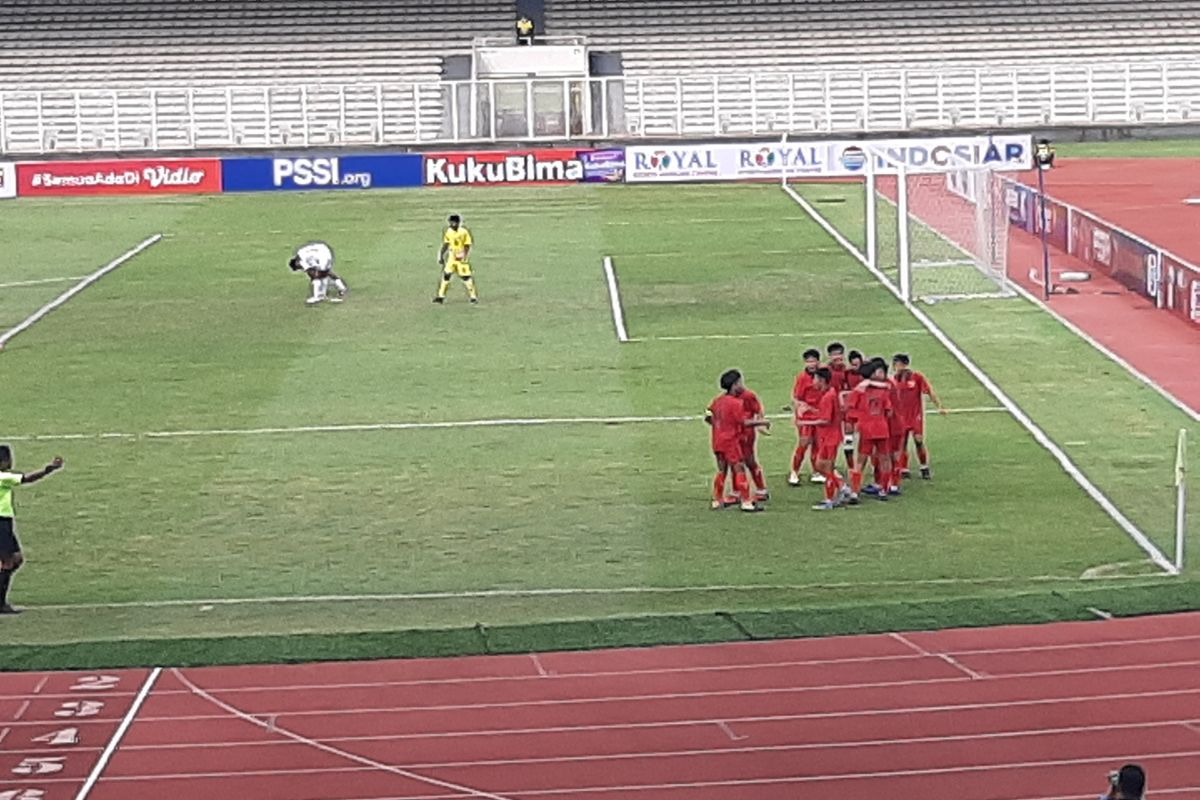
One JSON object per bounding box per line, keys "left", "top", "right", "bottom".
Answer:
{"left": 2, "top": 58, "right": 1198, "bottom": 154}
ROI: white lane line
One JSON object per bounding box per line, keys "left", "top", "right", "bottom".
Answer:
{"left": 127, "top": 666, "right": 1200, "bottom": 725}
{"left": 74, "top": 667, "right": 161, "bottom": 800}
{"left": 1183, "top": 721, "right": 1200, "bottom": 737}
{"left": 84, "top": 749, "right": 1200, "bottom": 795}
{"left": 0, "top": 235, "right": 161, "bottom": 351}
{"left": 23, "top": 565, "right": 1147, "bottom": 612}
{"left": 889, "top": 632, "right": 988, "bottom": 680}
{"left": 0, "top": 726, "right": 9, "bottom": 745}
{"left": 32, "top": 675, "right": 49, "bottom": 694}
{"left": 529, "top": 653, "right": 551, "bottom": 678}
{"left": 715, "top": 720, "right": 747, "bottom": 741}
{"left": 1087, "top": 607, "right": 1115, "bottom": 620}
{"left": 0, "top": 406, "right": 1005, "bottom": 444}
{"left": 171, "top": 668, "right": 515, "bottom": 800}
{"left": 13, "top": 700, "right": 30, "bottom": 720}
{"left": 0, "top": 276, "right": 87, "bottom": 289}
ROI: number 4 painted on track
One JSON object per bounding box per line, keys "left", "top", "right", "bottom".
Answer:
{"left": 31, "top": 728, "right": 79, "bottom": 746}
{"left": 0, "top": 791, "right": 46, "bottom": 800}
{"left": 70, "top": 676, "right": 120, "bottom": 692}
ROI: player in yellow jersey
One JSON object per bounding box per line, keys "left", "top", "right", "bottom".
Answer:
{"left": 434, "top": 214, "right": 478, "bottom": 304}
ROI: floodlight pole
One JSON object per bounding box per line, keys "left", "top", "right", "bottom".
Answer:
{"left": 1038, "top": 164, "right": 1052, "bottom": 300}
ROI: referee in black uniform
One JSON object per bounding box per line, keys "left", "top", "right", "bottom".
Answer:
{"left": 0, "top": 444, "right": 65, "bottom": 615}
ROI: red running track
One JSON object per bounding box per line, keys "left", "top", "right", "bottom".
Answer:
{"left": 3, "top": 613, "right": 1200, "bottom": 799}
{"left": 1010, "top": 158, "right": 1200, "bottom": 412}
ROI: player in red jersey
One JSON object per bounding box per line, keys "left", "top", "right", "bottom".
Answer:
{"left": 706, "top": 369, "right": 770, "bottom": 512}
{"left": 798, "top": 368, "right": 849, "bottom": 510}
{"left": 739, "top": 383, "right": 770, "bottom": 501}
{"left": 892, "top": 353, "right": 945, "bottom": 479}
{"left": 789, "top": 348, "right": 824, "bottom": 487}
{"left": 847, "top": 360, "right": 895, "bottom": 503}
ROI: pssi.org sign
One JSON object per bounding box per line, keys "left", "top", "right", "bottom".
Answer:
{"left": 624, "top": 135, "right": 1033, "bottom": 183}
{"left": 221, "top": 154, "right": 423, "bottom": 192}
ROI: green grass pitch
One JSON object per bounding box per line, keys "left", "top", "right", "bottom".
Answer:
{"left": 0, "top": 178, "right": 1196, "bottom": 664}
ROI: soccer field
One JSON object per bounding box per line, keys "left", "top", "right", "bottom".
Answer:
{"left": 1, "top": 181, "right": 1196, "bottom": 664}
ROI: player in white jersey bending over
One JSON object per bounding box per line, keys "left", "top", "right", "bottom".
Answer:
{"left": 289, "top": 241, "right": 349, "bottom": 305}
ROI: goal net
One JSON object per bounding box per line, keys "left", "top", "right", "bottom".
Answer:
{"left": 783, "top": 145, "right": 1016, "bottom": 304}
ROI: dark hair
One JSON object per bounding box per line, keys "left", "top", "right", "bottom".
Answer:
{"left": 848, "top": 349, "right": 863, "bottom": 362}
{"left": 448, "top": 214, "right": 461, "bottom": 224}
{"left": 862, "top": 358, "right": 887, "bottom": 378}
{"left": 826, "top": 342, "right": 845, "bottom": 355}
{"left": 814, "top": 367, "right": 832, "bottom": 382}
{"left": 719, "top": 369, "right": 742, "bottom": 392}
{"left": 893, "top": 353, "right": 911, "bottom": 365}
{"left": 803, "top": 348, "right": 821, "bottom": 360}
{"left": 1116, "top": 765, "right": 1145, "bottom": 797}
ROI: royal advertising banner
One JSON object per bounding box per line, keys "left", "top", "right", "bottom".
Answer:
{"left": 624, "top": 135, "right": 1033, "bottom": 183}
{"left": 221, "top": 154, "right": 423, "bottom": 192}
{"left": 422, "top": 148, "right": 619, "bottom": 187}
{"left": 0, "top": 162, "right": 14, "bottom": 199}
{"left": 17, "top": 158, "right": 222, "bottom": 197}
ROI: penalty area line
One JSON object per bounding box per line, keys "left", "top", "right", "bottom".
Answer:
{"left": 631, "top": 328, "right": 926, "bottom": 343}
{"left": 0, "top": 235, "right": 162, "bottom": 351}
{"left": 2, "top": 408, "right": 1004, "bottom": 443}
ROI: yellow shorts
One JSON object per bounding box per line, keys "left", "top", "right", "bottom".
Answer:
{"left": 445, "top": 260, "right": 473, "bottom": 278}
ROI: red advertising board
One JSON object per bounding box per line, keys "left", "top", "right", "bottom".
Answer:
{"left": 18, "top": 158, "right": 222, "bottom": 196}
{"left": 423, "top": 149, "right": 588, "bottom": 187}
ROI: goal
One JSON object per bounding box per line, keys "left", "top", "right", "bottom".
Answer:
{"left": 784, "top": 145, "right": 1016, "bottom": 304}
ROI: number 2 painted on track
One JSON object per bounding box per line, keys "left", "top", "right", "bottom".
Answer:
{"left": 31, "top": 728, "right": 79, "bottom": 746}
{"left": 69, "top": 675, "right": 120, "bottom": 692}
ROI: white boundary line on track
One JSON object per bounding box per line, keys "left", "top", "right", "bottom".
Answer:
{"left": 171, "top": 668, "right": 515, "bottom": 800}
{"left": 74, "top": 667, "right": 161, "bottom": 800}
{"left": 888, "top": 632, "right": 987, "bottom": 680}
{"left": 22, "top": 567, "right": 1159, "bottom": 612}
{"left": 6, "top": 629, "right": 1200, "bottom": 701}
{"left": 0, "top": 235, "right": 161, "bottom": 351}
{"left": 600, "top": 255, "right": 629, "bottom": 342}
{"left": 127, "top": 665, "right": 1200, "bottom": 724}
{"left": 93, "top": 717, "right": 1200, "bottom": 774}
{"left": 0, "top": 276, "right": 87, "bottom": 289}
{"left": 783, "top": 182, "right": 1179, "bottom": 575}
{"left": 8, "top": 629, "right": 1200, "bottom": 702}
{"left": 0, "top": 406, "right": 1006, "bottom": 444}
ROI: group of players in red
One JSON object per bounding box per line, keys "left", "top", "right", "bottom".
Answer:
{"left": 706, "top": 342, "right": 944, "bottom": 512}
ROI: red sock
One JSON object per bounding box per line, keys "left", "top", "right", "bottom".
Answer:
{"left": 713, "top": 472, "right": 726, "bottom": 500}
{"left": 751, "top": 465, "right": 767, "bottom": 491}
{"left": 916, "top": 445, "right": 929, "bottom": 466}
{"left": 892, "top": 460, "right": 903, "bottom": 488}
{"left": 791, "top": 446, "right": 807, "bottom": 473}
{"left": 733, "top": 470, "right": 751, "bottom": 503}
{"left": 879, "top": 468, "right": 892, "bottom": 493}
{"left": 850, "top": 469, "right": 863, "bottom": 494}
{"left": 900, "top": 452, "right": 910, "bottom": 472}
{"left": 823, "top": 472, "right": 837, "bottom": 501}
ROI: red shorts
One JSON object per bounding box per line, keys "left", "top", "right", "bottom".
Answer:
{"left": 797, "top": 423, "right": 817, "bottom": 440}
{"left": 713, "top": 442, "right": 743, "bottom": 466}
{"left": 858, "top": 436, "right": 889, "bottom": 457}
{"left": 906, "top": 417, "right": 925, "bottom": 437}
{"left": 815, "top": 438, "right": 841, "bottom": 462}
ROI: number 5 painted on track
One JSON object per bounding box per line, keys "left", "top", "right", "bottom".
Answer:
{"left": 0, "top": 790, "right": 47, "bottom": 800}
{"left": 12, "top": 757, "right": 65, "bottom": 775}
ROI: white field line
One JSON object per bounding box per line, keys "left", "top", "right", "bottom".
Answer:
{"left": 888, "top": 632, "right": 987, "bottom": 680}
{"left": 23, "top": 566, "right": 1148, "bottom": 612}
{"left": 12, "top": 629, "right": 1200, "bottom": 701}
{"left": 784, "top": 183, "right": 1178, "bottom": 575}
{"left": 0, "top": 235, "right": 161, "bottom": 350}
{"left": 127, "top": 663, "right": 1200, "bottom": 723}
{"left": 0, "top": 276, "right": 87, "bottom": 289}
{"left": 601, "top": 255, "right": 629, "bottom": 342}
{"left": 74, "top": 667, "right": 161, "bottom": 800}
{"left": 631, "top": 328, "right": 925, "bottom": 342}
{"left": 172, "top": 668, "right": 515, "bottom": 800}
{"left": 92, "top": 718, "right": 1200, "bottom": 774}
{"left": 0, "top": 408, "right": 1003, "bottom": 444}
